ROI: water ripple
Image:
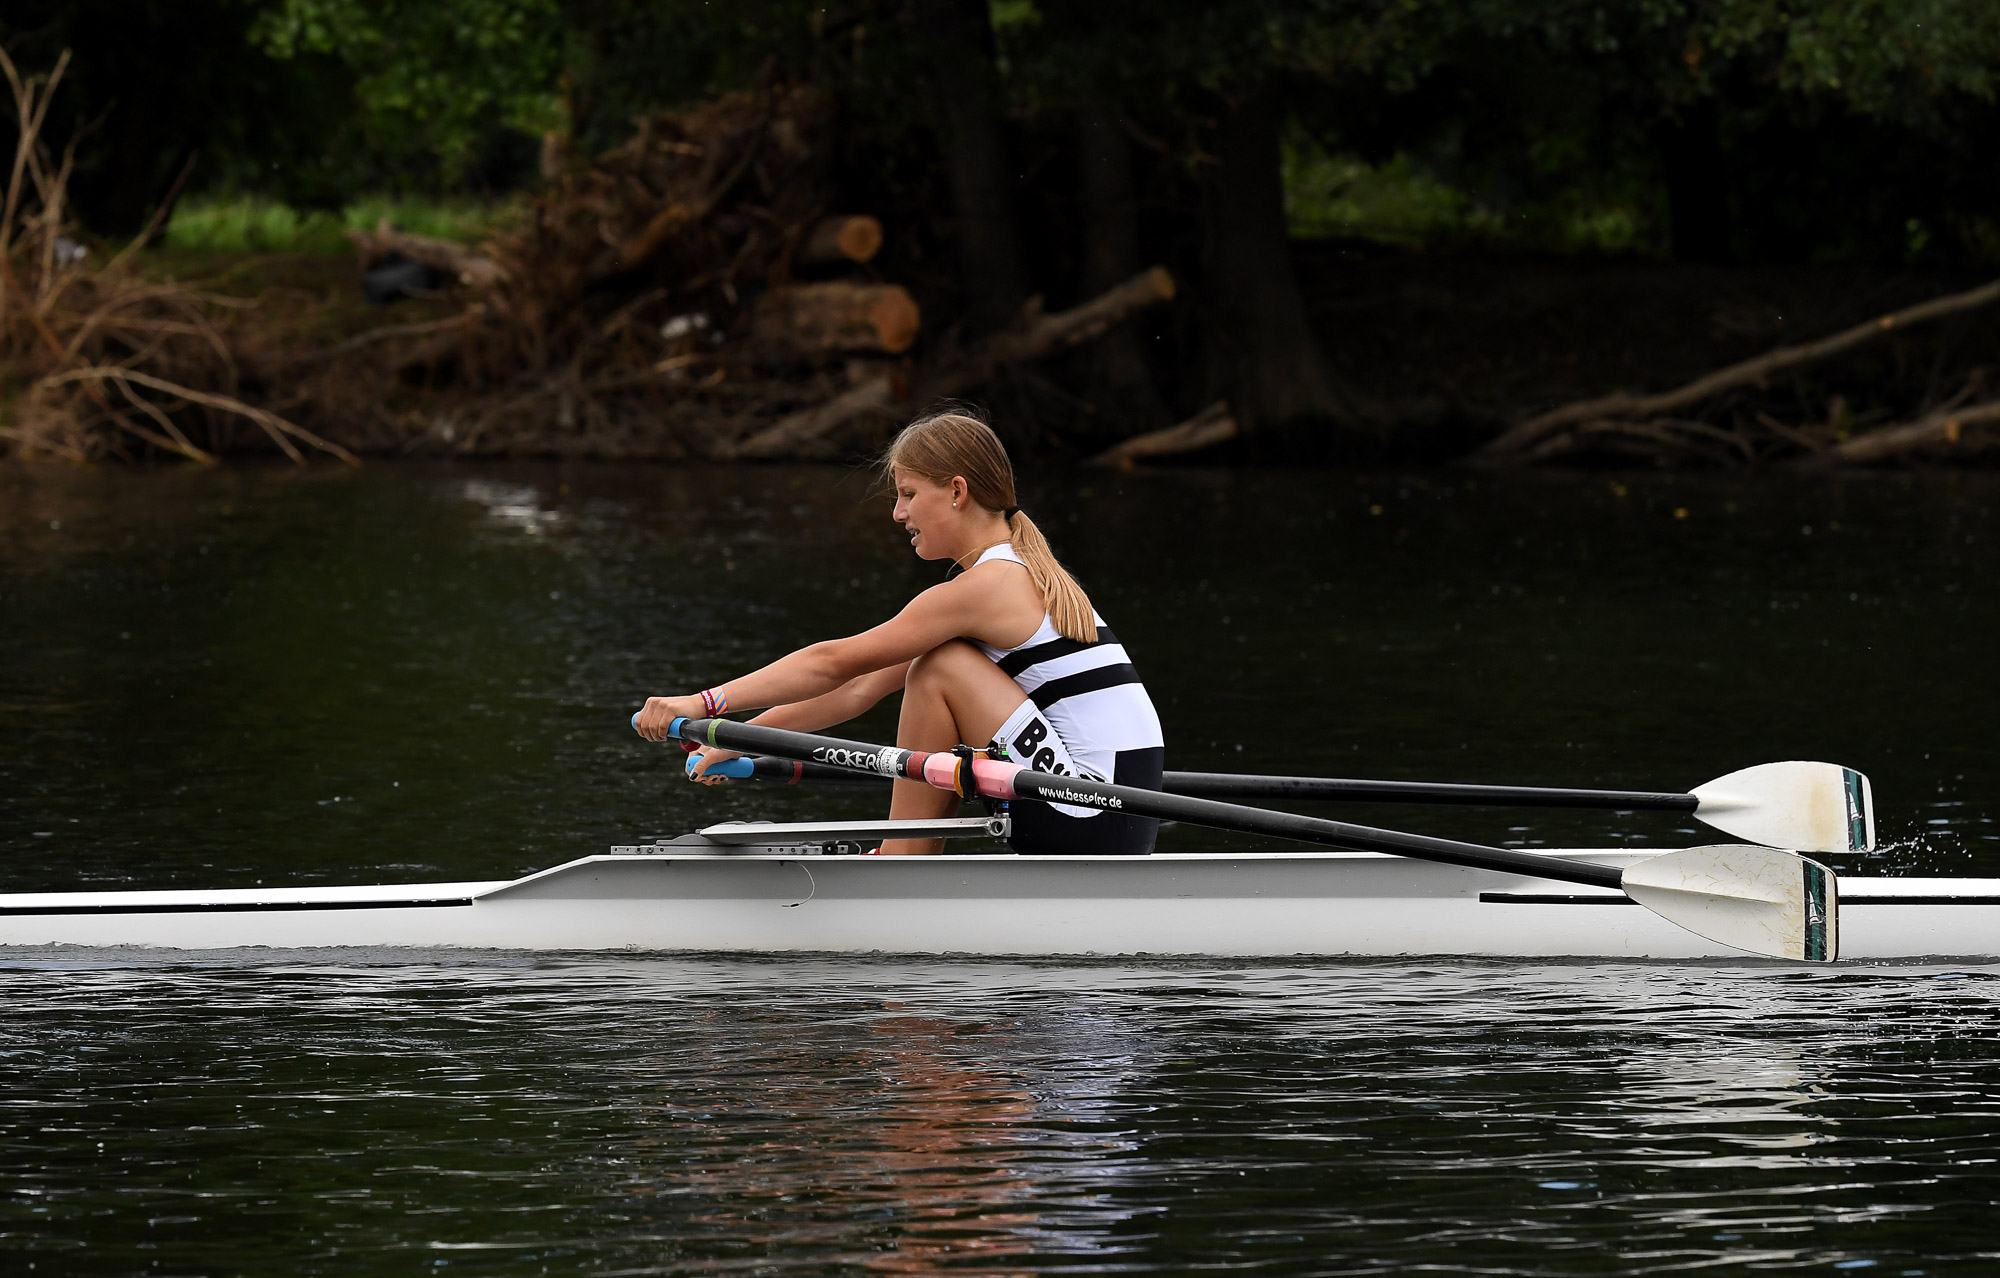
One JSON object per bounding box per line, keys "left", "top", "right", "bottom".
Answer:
{"left": 0, "top": 956, "right": 1995, "bottom": 1273}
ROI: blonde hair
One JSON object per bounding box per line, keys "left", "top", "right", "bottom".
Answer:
{"left": 885, "top": 410, "right": 1098, "bottom": 642}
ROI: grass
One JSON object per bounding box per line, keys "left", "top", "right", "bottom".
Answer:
{"left": 1283, "top": 140, "right": 1648, "bottom": 255}
{"left": 163, "top": 194, "right": 526, "bottom": 255}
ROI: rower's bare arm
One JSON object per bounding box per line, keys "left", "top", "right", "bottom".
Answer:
{"left": 698, "top": 579, "right": 998, "bottom": 712}
{"left": 683, "top": 663, "right": 912, "bottom": 781}
{"left": 750, "top": 663, "right": 911, "bottom": 734}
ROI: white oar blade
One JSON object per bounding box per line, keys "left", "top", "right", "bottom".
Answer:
{"left": 1690, "top": 761, "right": 1875, "bottom": 853}
{"left": 1621, "top": 845, "right": 1838, "bottom": 962}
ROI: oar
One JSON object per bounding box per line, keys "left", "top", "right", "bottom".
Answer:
{"left": 1162, "top": 762, "right": 1876, "bottom": 854}
{"left": 665, "top": 747, "right": 1876, "bottom": 854}
{"left": 655, "top": 716, "right": 1839, "bottom": 963}
{"left": 680, "top": 751, "right": 880, "bottom": 786}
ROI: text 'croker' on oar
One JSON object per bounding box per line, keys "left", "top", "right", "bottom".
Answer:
{"left": 651, "top": 716, "right": 1840, "bottom": 963}
{"left": 657, "top": 741, "right": 1874, "bottom": 855}
{"left": 1161, "top": 761, "right": 1876, "bottom": 854}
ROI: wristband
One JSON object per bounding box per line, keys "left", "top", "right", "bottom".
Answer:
{"left": 699, "top": 688, "right": 728, "bottom": 717}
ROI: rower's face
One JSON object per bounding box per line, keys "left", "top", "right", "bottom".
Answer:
{"left": 892, "top": 468, "right": 958, "bottom": 560}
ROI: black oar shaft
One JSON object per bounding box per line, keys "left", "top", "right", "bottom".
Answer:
{"left": 711, "top": 755, "right": 1697, "bottom": 813}
{"left": 1161, "top": 772, "right": 1699, "bottom": 812}
{"left": 746, "top": 756, "right": 882, "bottom": 786}
{"left": 1004, "top": 771, "right": 1625, "bottom": 890}
{"left": 673, "top": 718, "right": 1625, "bottom": 891}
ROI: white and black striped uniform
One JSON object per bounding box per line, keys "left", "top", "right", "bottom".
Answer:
{"left": 971, "top": 543, "right": 1166, "bottom": 855}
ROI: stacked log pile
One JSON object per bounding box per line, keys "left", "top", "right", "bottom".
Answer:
{"left": 2, "top": 49, "right": 1172, "bottom": 465}
{"left": 329, "top": 80, "right": 1171, "bottom": 460}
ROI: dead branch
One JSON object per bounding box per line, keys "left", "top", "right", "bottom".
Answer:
{"left": 290, "top": 314, "right": 470, "bottom": 367}
{"left": 104, "top": 149, "right": 199, "bottom": 274}
{"left": 1799, "top": 398, "right": 2000, "bottom": 466}
{"left": 1090, "top": 401, "right": 1237, "bottom": 466}
{"left": 724, "top": 265, "right": 1175, "bottom": 459}
{"left": 346, "top": 221, "right": 506, "bottom": 288}
{"left": 1477, "top": 275, "right": 2000, "bottom": 461}
{"left": 1525, "top": 418, "right": 1754, "bottom": 466}
{"left": 41, "top": 367, "right": 360, "bottom": 465}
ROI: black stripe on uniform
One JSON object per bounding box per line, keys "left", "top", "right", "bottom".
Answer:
{"left": 994, "top": 627, "right": 1120, "bottom": 678}
{"left": 1028, "top": 662, "right": 1142, "bottom": 710}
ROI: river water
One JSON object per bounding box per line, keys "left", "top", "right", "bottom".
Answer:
{"left": 1, "top": 461, "right": 1996, "bottom": 1273}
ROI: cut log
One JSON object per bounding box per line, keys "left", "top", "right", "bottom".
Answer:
{"left": 345, "top": 221, "right": 505, "bottom": 289}
{"left": 1090, "top": 401, "right": 1238, "bottom": 467}
{"left": 753, "top": 281, "right": 921, "bottom": 355}
{"left": 797, "top": 215, "right": 883, "bottom": 265}
{"left": 725, "top": 265, "right": 1175, "bottom": 459}
{"left": 1475, "top": 274, "right": 2000, "bottom": 462}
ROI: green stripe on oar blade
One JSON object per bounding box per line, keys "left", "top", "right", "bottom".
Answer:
{"left": 1620, "top": 845, "right": 1841, "bottom": 962}
{"left": 1689, "top": 761, "right": 1877, "bottom": 853}
{"left": 660, "top": 717, "right": 1847, "bottom": 962}
{"left": 1844, "top": 769, "right": 1875, "bottom": 854}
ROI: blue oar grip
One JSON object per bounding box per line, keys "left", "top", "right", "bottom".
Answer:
{"left": 688, "top": 754, "right": 753, "bottom": 780}
{"left": 630, "top": 711, "right": 698, "bottom": 741}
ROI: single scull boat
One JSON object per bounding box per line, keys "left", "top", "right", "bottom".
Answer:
{"left": 0, "top": 816, "right": 1992, "bottom": 960}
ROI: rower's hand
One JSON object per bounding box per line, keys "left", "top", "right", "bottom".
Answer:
{"left": 686, "top": 747, "right": 745, "bottom": 785}
{"left": 634, "top": 695, "right": 704, "bottom": 742}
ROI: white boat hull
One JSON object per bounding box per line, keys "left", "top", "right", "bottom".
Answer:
{"left": 2, "top": 850, "right": 1996, "bottom": 961}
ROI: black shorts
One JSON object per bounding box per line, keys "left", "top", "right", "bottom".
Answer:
{"left": 999, "top": 746, "right": 1165, "bottom": 856}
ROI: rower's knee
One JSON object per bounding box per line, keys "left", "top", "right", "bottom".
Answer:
{"left": 907, "top": 639, "right": 985, "bottom": 693}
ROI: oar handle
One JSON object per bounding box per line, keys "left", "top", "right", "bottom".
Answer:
{"left": 1162, "top": 772, "right": 1698, "bottom": 812}
{"left": 667, "top": 716, "right": 1626, "bottom": 891}
{"left": 684, "top": 753, "right": 877, "bottom": 785}
{"left": 634, "top": 713, "right": 877, "bottom": 785}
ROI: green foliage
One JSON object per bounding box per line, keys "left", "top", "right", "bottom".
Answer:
{"left": 1281, "top": 143, "right": 1646, "bottom": 253}
{"left": 12, "top": 0, "right": 2000, "bottom": 259}
{"left": 162, "top": 194, "right": 525, "bottom": 254}
{"left": 251, "top": 0, "right": 567, "bottom": 184}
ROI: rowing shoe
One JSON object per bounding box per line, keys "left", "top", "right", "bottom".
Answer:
{"left": 656, "top": 716, "right": 1840, "bottom": 963}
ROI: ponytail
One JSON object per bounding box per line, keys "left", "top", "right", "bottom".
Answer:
{"left": 884, "top": 408, "right": 1099, "bottom": 643}
{"left": 1006, "top": 510, "right": 1097, "bottom": 643}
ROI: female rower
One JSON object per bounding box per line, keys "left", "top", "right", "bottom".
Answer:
{"left": 633, "top": 410, "right": 1165, "bottom": 855}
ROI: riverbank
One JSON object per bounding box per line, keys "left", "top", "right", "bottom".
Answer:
{"left": 5, "top": 48, "right": 1997, "bottom": 471}
{"left": 6, "top": 241, "right": 1996, "bottom": 469}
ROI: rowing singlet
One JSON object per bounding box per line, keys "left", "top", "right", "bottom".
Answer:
{"left": 971, "top": 543, "right": 1166, "bottom": 854}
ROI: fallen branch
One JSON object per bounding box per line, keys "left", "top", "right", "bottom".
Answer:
{"left": 288, "top": 313, "right": 469, "bottom": 366}
{"left": 40, "top": 366, "right": 361, "bottom": 465}
{"left": 1529, "top": 417, "right": 1757, "bottom": 466}
{"left": 346, "top": 221, "right": 506, "bottom": 288}
{"left": 1800, "top": 398, "right": 2000, "bottom": 466}
{"left": 723, "top": 266, "right": 1176, "bottom": 459}
{"left": 1476, "top": 275, "right": 2000, "bottom": 461}
{"left": 1090, "top": 401, "right": 1237, "bottom": 466}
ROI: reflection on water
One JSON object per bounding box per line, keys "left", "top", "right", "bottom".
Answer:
{"left": 0, "top": 957, "right": 1995, "bottom": 1273}
{"left": 2, "top": 461, "right": 1999, "bottom": 1272}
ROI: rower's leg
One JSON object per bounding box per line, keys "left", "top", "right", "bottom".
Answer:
{"left": 880, "top": 640, "right": 1027, "bottom": 855}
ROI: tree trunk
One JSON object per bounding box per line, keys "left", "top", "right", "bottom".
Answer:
{"left": 1076, "top": 95, "right": 1168, "bottom": 429}
{"left": 915, "top": 0, "right": 1029, "bottom": 335}
{"left": 1202, "top": 84, "right": 1354, "bottom": 431}
{"left": 1658, "top": 99, "right": 1731, "bottom": 263}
